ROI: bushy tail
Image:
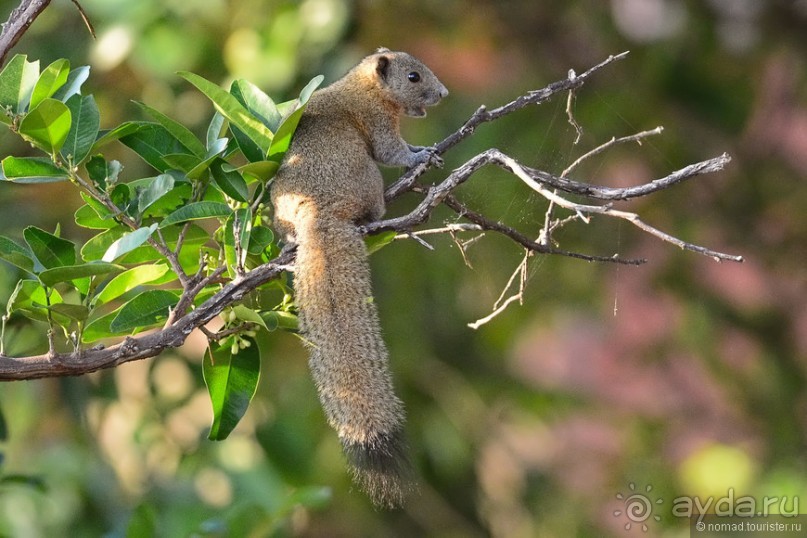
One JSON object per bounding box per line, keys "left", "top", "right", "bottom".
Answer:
{"left": 294, "top": 215, "right": 412, "bottom": 508}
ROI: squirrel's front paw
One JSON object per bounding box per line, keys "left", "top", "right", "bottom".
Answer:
{"left": 412, "top": 146, "right": 444, "bottom": 168}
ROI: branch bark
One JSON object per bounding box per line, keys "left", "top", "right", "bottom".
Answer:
{"left": 0, "top": 0, "right": 51, "bottom": 66}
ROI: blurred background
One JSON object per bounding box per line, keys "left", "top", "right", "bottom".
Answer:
{"left": 0, "top": 0, "right": 805, "bottom": 536}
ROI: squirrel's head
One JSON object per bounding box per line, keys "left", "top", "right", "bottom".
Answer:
{"left": 366, "top": 48, "right": 448, "bottom": 117}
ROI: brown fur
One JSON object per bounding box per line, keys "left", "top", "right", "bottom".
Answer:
{"left": 270, "top": 49, "right": 447, "bottom": 508}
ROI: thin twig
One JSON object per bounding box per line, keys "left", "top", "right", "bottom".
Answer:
{"left": 499, "top": 154, "right": 744, "bottom": 262}
{"left": 562, "top": 127, "right": 664, "bottom": 177}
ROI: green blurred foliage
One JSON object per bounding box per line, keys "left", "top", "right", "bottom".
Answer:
{"left": 1, "top": 0, "right": 806, "bottom": 536}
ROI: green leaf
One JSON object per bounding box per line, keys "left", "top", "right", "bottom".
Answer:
{"left": 204, "top": 340, "right": 260, "bottom": 441}
{"left": 365, "top": 231, "right": 398, "bottom": 254}
{"left": 109, "top": 290, "right": 178, "bottom": 333}
{"left": 210, "top": 159, "right": 248, "bottom": 202}
{"left": 38, "top": 261, "right": 122, "bottom": 287}
{"left": 247, "top": 226, "right": 275, "bottom": 256}
{"left": 74, "top": 201, "right": 117, "bottom": 230}
{"left": 52, "top": 65, "right": 90, "bottom": 102}
{"left": 47, "top": 303, "right": 90, "bottom": 322}
{"left": 83, "top": 310, "right": 132, "bottom": 342}
{"left": 268, "top": 75, "right": 323, "bottom": 162}
{"left": 23, "top": 226, "right": 75, "bottom": 270}
{"left": 61, "top": 94, "right": 100, "bottom": 164}
{"left": 231, "top": 79, "right": 282, "bottom": 132}
{"left": 206, "top": 111, "right": 226, "bottom": 149}
{"left": 29, "top": 59, "right": 70, "bottom": 110}
{"left": 178, "top": 71, "right": 274, "bottom": 155}
{"left": 18, "top": 98, "right": 72, "bottom": 154}
{"left": 10, "top": 279, "right": 64, "bottom": 323}
{"left": 81, "top": 223, "right": 208, "bottom": 263}
{"left": 161, "top": 153, "right": 200, "bottom": 174}
{"left": 95, "top": 264, "right": 169, "bottom": 305}
{"left": 101, "top": 224, "right": 158, "bottom": 262}
{"left": 260, "top": 310, "right": 298, "bottom": 332}
{"left": 134, "top": 101, "right": 207, "bottom": 158}
{"left": 229, "top": 79, "right": 282, "bottom": 162}
{"left": 1, "top": 156, "right": 68, "bottom": 183}
{"left": 85, "top": 155, "right": 122, "bottom": 189}
{"left": 91, "top": 121, "right": 142, "bottom": 153}
{"left": 237, "top": 160, "right": 279, "bottom": 182}
{"left": 120, "top": 122, "right": 195, "bottom": 173}
{"left": 159, "top": 201, "right": 231, "bottom": 228}
{"left": 232, "top": 305, "right": 268, "bottom": 330}
{"left": 185, "top": 137, "right": 228, "bottom": 179}
{"left": 0, "top": 236, "right": 34, "bottom": 273}
{"left": 137, "top": 173, "right": 175, "bottom": 214}
{"left": 0, "top": 54, "right": 39, "bottom": 113}
{"left": 125, "top": 503, "right": 157, "bottom": 538}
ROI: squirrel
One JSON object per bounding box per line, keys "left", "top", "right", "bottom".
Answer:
{"left": 270, "top": 48, "right": 448, "bottom": 508}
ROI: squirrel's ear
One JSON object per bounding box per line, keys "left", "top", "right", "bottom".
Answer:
{"left": 375, "top": 46, "right": 392, "bottom": 54}
{"left": 375, "top": 55, "right": 391, "bottom": 81}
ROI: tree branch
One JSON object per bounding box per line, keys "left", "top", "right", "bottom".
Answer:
{"left": 0, "top": 247, "right": 294, "bottom": 380}
{"left": 0, "top": 0, "right": 51, "bottom": 66}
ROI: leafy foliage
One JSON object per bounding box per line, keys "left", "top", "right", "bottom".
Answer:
{"left": 0, "top": 54, "right": 326, "bottom": 444}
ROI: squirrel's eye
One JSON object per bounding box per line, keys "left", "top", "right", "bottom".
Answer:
{"left": 407, "top": 71, "right": 421, "bottom": 83}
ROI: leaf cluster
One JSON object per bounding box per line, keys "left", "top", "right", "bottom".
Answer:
{"left": 0, "top": 54, "right": 324, "bottom": 441}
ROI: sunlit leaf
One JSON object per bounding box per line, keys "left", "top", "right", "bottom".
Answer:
{"left": 0, "top": 54, "right": 39, "bottom": 113}
{"left": 231, "top": 79, "right": 282, "bottom": 132}
{"left": 268, "top": 75, "right": 323, "bottom": 162}
{"left": 29, "top": 58, "right": 70, "bottom": 110}
{"left": 137, "top": 174, "right": 175, "bottom": 214}
{"left": 237, "top": 160, "right": 279, "bottom": 183}
{"left": 178, "top": 71, "right": 273, "bottom": 155}
{"left": 0, "top": 156, "right": 68, "bottom": 183}
{"left": 94, "top": 264, "right": 169, "bottom": 305}
{"left": 101, "top": 224, "right": 158, "bottom": 262}
{"left": 232, "top": 305, "right": 268, "bottom": 330}
{"left": 109, "top": 289, "right": 178, "bottom": 333}
{"left": 18, "top": 98, "right": 72, "bottom": 154}
{"left": 365, "top": 231, "right": 397, "bottom": 254}
{"left": 10, "top": 279, "right": 64, "bottom": 323}
{"left": 204, "top": 340, "right": 260, "bottom": 440}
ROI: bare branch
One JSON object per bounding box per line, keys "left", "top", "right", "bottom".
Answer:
{"left": 385, "top": 51, "right": 631, "bottom": 201}
{"left": 0, "top": 248, "right": 294, "bottom": 380}
{"left": 0, "top": 0, "right": 51, "bottom": 66}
